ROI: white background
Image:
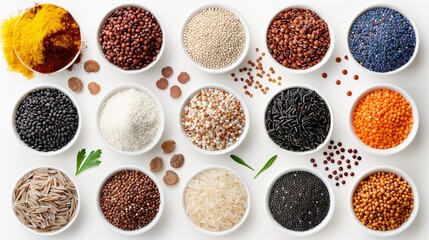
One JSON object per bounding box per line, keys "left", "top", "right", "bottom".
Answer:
{"left": 0, "top": 0, "right": 427, "bottom": 239}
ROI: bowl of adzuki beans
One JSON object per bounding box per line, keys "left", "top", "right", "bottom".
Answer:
{"left": 266, "top": 5, "right": 335, "bottom": 74}
{"left": 349, "top": 166, "right": 419, "bottom": 237}
{"left": 97, "top": 4, "right": 165, "bottom": 74}
{"left": 97, "top": 166, "right": 165, "bottom": 235}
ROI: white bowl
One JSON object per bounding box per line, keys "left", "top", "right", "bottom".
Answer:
{"left": 11, "top": 165, "right": 80, "bottom": 236}
{"left": 348, "top": 84, "right": 419, "bottom": 155}
{"left": 96, "top": 165, "right": 165, "bottom": 235}
{"left": 182, "top": 165, "right": 251, "bottom": 236}
{"left": 347, "top": 4, "right": 419, "bottom": 75}
{"left": 96, "top": 84, "right": 165, "bottom": 155}
{"left": 97, "top": 4, "right": 165, "bottom": 74}
{"left": 13, "top": 3, "right": 81, "bottom": 75}
{"left": 265, "top": 5, "right": 335, "bottom": 74}
{"left": 12, "top": 84, "right": 81, "bottom": 156}
{"left": 263, "top": 84, "right": 334, "bottom": 155}
{"left": 181, "top": 3, "right": 250, "bottom": 74}
{"left": 178, "top": 84, "right": 250, "bottom": 155}
{"left": 349, "top": 166, "right": 419, "bottom": 237}
{"left": 266, "top": 166, "right": 335, "bottom": 236}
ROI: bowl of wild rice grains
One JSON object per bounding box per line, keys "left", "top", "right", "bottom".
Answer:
{"left": 266, "top": 5, "right": 334, "bottom": 73}
{"left": 182, "top": 166, "right": 250, "bottom": 236}
{"left": 266, "top": 167, "right": 334, "bottom": 236}
{"left": 264, "top": 85, "right": 333, "bottom": 155}
{"left": 179, "top": 85, "right": 250, "bottom": 155}
{"left": 348, "top": 5, "right": 419, "bottom": 74}
{"left": 12, "top": 85, "right": 81, "bottom": 155}
{"left": 349, "top": 166, "right": 419, "bottom": 237}
{"left": 97, "top": 166, "right": 164, "bottom": 235}
{"left": 97, "top": 84, "right": 165, "bottom": 155}
{"left": 97, "top": 4, "right": 165, "bottom": 73}
{"left": 349, "top": 84, "right": 418, "bottom": 155}
{"left": 182, "top": 4, "right": 250, "bottom": 74}
{"left": 12, "top": 166, "right": 80, "bottom": 235}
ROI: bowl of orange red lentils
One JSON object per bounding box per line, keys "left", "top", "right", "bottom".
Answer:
{"left": 349, "top": 166, "right": 419, "bottom": 237}
{"left": 348, "top": 84, "right": 419, "bottom": 155}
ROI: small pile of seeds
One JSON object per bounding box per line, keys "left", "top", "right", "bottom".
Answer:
{"left": 182, "top": 88, "right": 246, "bottom": 151}
{"left": 265, "top": 87, "right": 331, "bottom": 152}
{"left": 15, "top": 88, "right": 79, "bottom": 152}
{"left": 320, "top": 55, "right": 360, "bottom": 97}
{"left": 99, "top": 88, "right": 160, "bottom": 152}
{"left": 310, "top": 140, "right": 363, "bottom": 186}
{"left": 349, "top": 7, "right": 416, "bottom": 73}
{"left": 99, "top": 6, "right": 163, "bottom": 70}
{"left": 156, "top": 66, "right": 189, "bottom": 99}
{"left": 268, "top": 171, "right": 330, "bottom": 232}
{"left": 353, "top": 89, "right": 413, "bottom": 149}
{"left": 353, "top": 172, "right": 414, "bottom": 231}
{"left": 100, "top": 170, "right": 160, "bottom": 231}
{"left": 151, "top": 139, "right": 184, "bottom": 186}
{"left": 13, "top": 167, "right": 78, "bottom": 233}
{"left": 184, "top": 7, "right": 246, "bottom": 69}
{"left": 230, "top": 48, "right": 283, "bottom": 97}
{"left": 267, "top": 8, "right": 331, "bottom": 70}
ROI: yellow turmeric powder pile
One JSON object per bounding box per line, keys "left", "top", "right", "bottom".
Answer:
{"left": 1, "top": 14, "right": 34, "bottom": 79}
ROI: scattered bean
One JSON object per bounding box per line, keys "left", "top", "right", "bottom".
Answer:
{"left": 156, "top": 78, "right": 169, "bottom": 90}
{"left": 170, "top": 85, "right": 182, "bottom": 98}
{"left": 161, "top": 66, "right": 173, "bottom": 78}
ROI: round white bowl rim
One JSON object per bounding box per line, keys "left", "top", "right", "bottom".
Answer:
{"left": 96, "top": 165, "right": 165, "bottom": 235}
{"left": 180, "top": 3, "right": 251, "bottom": 74}
{"left": 348, "top": 84, "right": 419, "bottom": 155}
{"left": 96, "top": 3, "right": 166, "bottom": 74}
{"left": 12, "top": 84, "right": 82, "bottom": 156}
{"left": 264, "top": 4, "right": 336, "bottom": 74}
{"left": 96, "top": 83, "right": 165, "bottom": 155}
{"left": 265, "top": 166, "right": 335, "bottom": 236}
{"left": 346, "top": 3, "right": 419, "bottom": 75}
{"left": 348, "top": 165, "right": 419, "bottom": 237}
{"left": 178, "top": 84, "right": 250, "bottom": 156}
{"left": 11, "top": 165, "right": 80, "bottom": 236}
{"left": 263, "top": 84, "right": 334, "bottom": 155}
{"left": 181, "top": 165, "right": 251, "bottom": 236}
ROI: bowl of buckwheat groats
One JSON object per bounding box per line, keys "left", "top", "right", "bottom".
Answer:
{"left": 179, "top": 84, "right": 250, "bottom": 155}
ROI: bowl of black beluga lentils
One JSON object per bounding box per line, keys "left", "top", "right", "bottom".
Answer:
{"left": 97, "top": 4, "right": 165, "bottom": 73}
{"left": 13, "top": 85, "right": 81, "bottom": 155}
{"left": 266, "top": 5, "right": 334, "bottom": 74}
{"left": 266, "top": 166, "right": 334, "bottom": 236}
{"left": 181, "top": 4, "right": 250, "bottom": 74}
{"left": 97, "top": 165, "right": 164, "bottom": 235}
{"left": 348, "top": 5, "right": 418, "bottom": 74}
{"left": 264, "top": 85, "right": 333, "bottom": 155}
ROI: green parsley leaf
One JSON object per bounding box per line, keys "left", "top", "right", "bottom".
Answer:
{"left": 75, "top": 148, "right": 102, "bottom": 175}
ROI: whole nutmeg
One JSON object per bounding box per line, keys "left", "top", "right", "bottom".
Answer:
{"left": 161, "top": 140, "right": 176, "bottom": 154}
{"left": 150, "top": 157, "right": 163, "bottom": 172}
{"left": 163, "top": 170, "right": 179, "bottom": 185}
{"left": 170, "top": 154, "right": 184, "bottom": 168}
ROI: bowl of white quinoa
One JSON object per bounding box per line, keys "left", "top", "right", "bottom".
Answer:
{"left": 181, "top": 4, "right": 250, "bottom": 74}
{"left": 97, "top": 84, "right": 165, "bottom": 155}
{"left": 179, "top": 84, "right": 250, "bottom": 155}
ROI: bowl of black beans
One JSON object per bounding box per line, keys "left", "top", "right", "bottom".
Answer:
{"left": 266, "top": 166, "right": 334, "bottom": 236}
{"left": 12, "top": 85, "right": 81, "bottom": 155}
{"left": 264, "top": 85, "right": 333, "bottom": 155}
{"left": 265, "top": 5, "right": 334, "bottom": 74}
{"left": 97, "top": 4, "right": 165, "bottom": 73}
{"left": 97, "top": 165, "right": 165, "bottom": 235}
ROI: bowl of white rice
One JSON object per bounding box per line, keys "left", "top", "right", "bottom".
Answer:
{"left": 182, "top": 165, "right": 250, "bottom": 236}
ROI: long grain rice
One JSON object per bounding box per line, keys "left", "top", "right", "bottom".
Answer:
{"left": 12, "top": 167, "right": 78, "bottom": 233}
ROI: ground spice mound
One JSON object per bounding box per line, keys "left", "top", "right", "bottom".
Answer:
{"left": 13, "top": 4, "right": 81, "bottom": 73}
{"left": 353, "top": 89, "right": 413, "bottom": 149}
{"left": 353, "top": 172, "right": 414, "bottom": 231}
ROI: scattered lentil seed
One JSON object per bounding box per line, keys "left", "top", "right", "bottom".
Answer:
{"left": 265, "top": 87, "right": 331, "bottom": 152}
{"left": 100, "top": 170, "right": 160, "bottom": 231}
{"left": 342, "top": 69, "right": 348, "bottom": 75}
{"left": 347, "top": 91, "right": 352, "bottom": 96}
{"left": 335, "top": 57, "right": 341, "bottom": 63}
{"left": 322, "top": 73, "right": 328, "bottom": 78}
{"left": 353, "top": 89, "right": 413, "bottom": 149}
{"left": 269, "top": 171, "right": 330, "bottom": 232}
{"left": 353, "top": 74, "right": 359, "bottom": 80}
{"left": 353, "top": 172, "right": 414, "bottom": 231}
{"left": 335, "top": 80, "right": 341, "bottom": 85}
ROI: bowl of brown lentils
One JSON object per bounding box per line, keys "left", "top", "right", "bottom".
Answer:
{"left": 181, "top": 4, "right": 250, "bottom": 74}
{"left": 97, "top": 165, "right": 165, "bottom": 235}
{"left": 97, "top": 4, "right": 165, "bottom": 73}
{"left": 179, "top": 84, "right": 250, "bottom": 155}
{"left": 266, "top": 5, "right": 335, "bottom": 74}
{"left": 349, "top": 166, "right": 419, "bottom": 237}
